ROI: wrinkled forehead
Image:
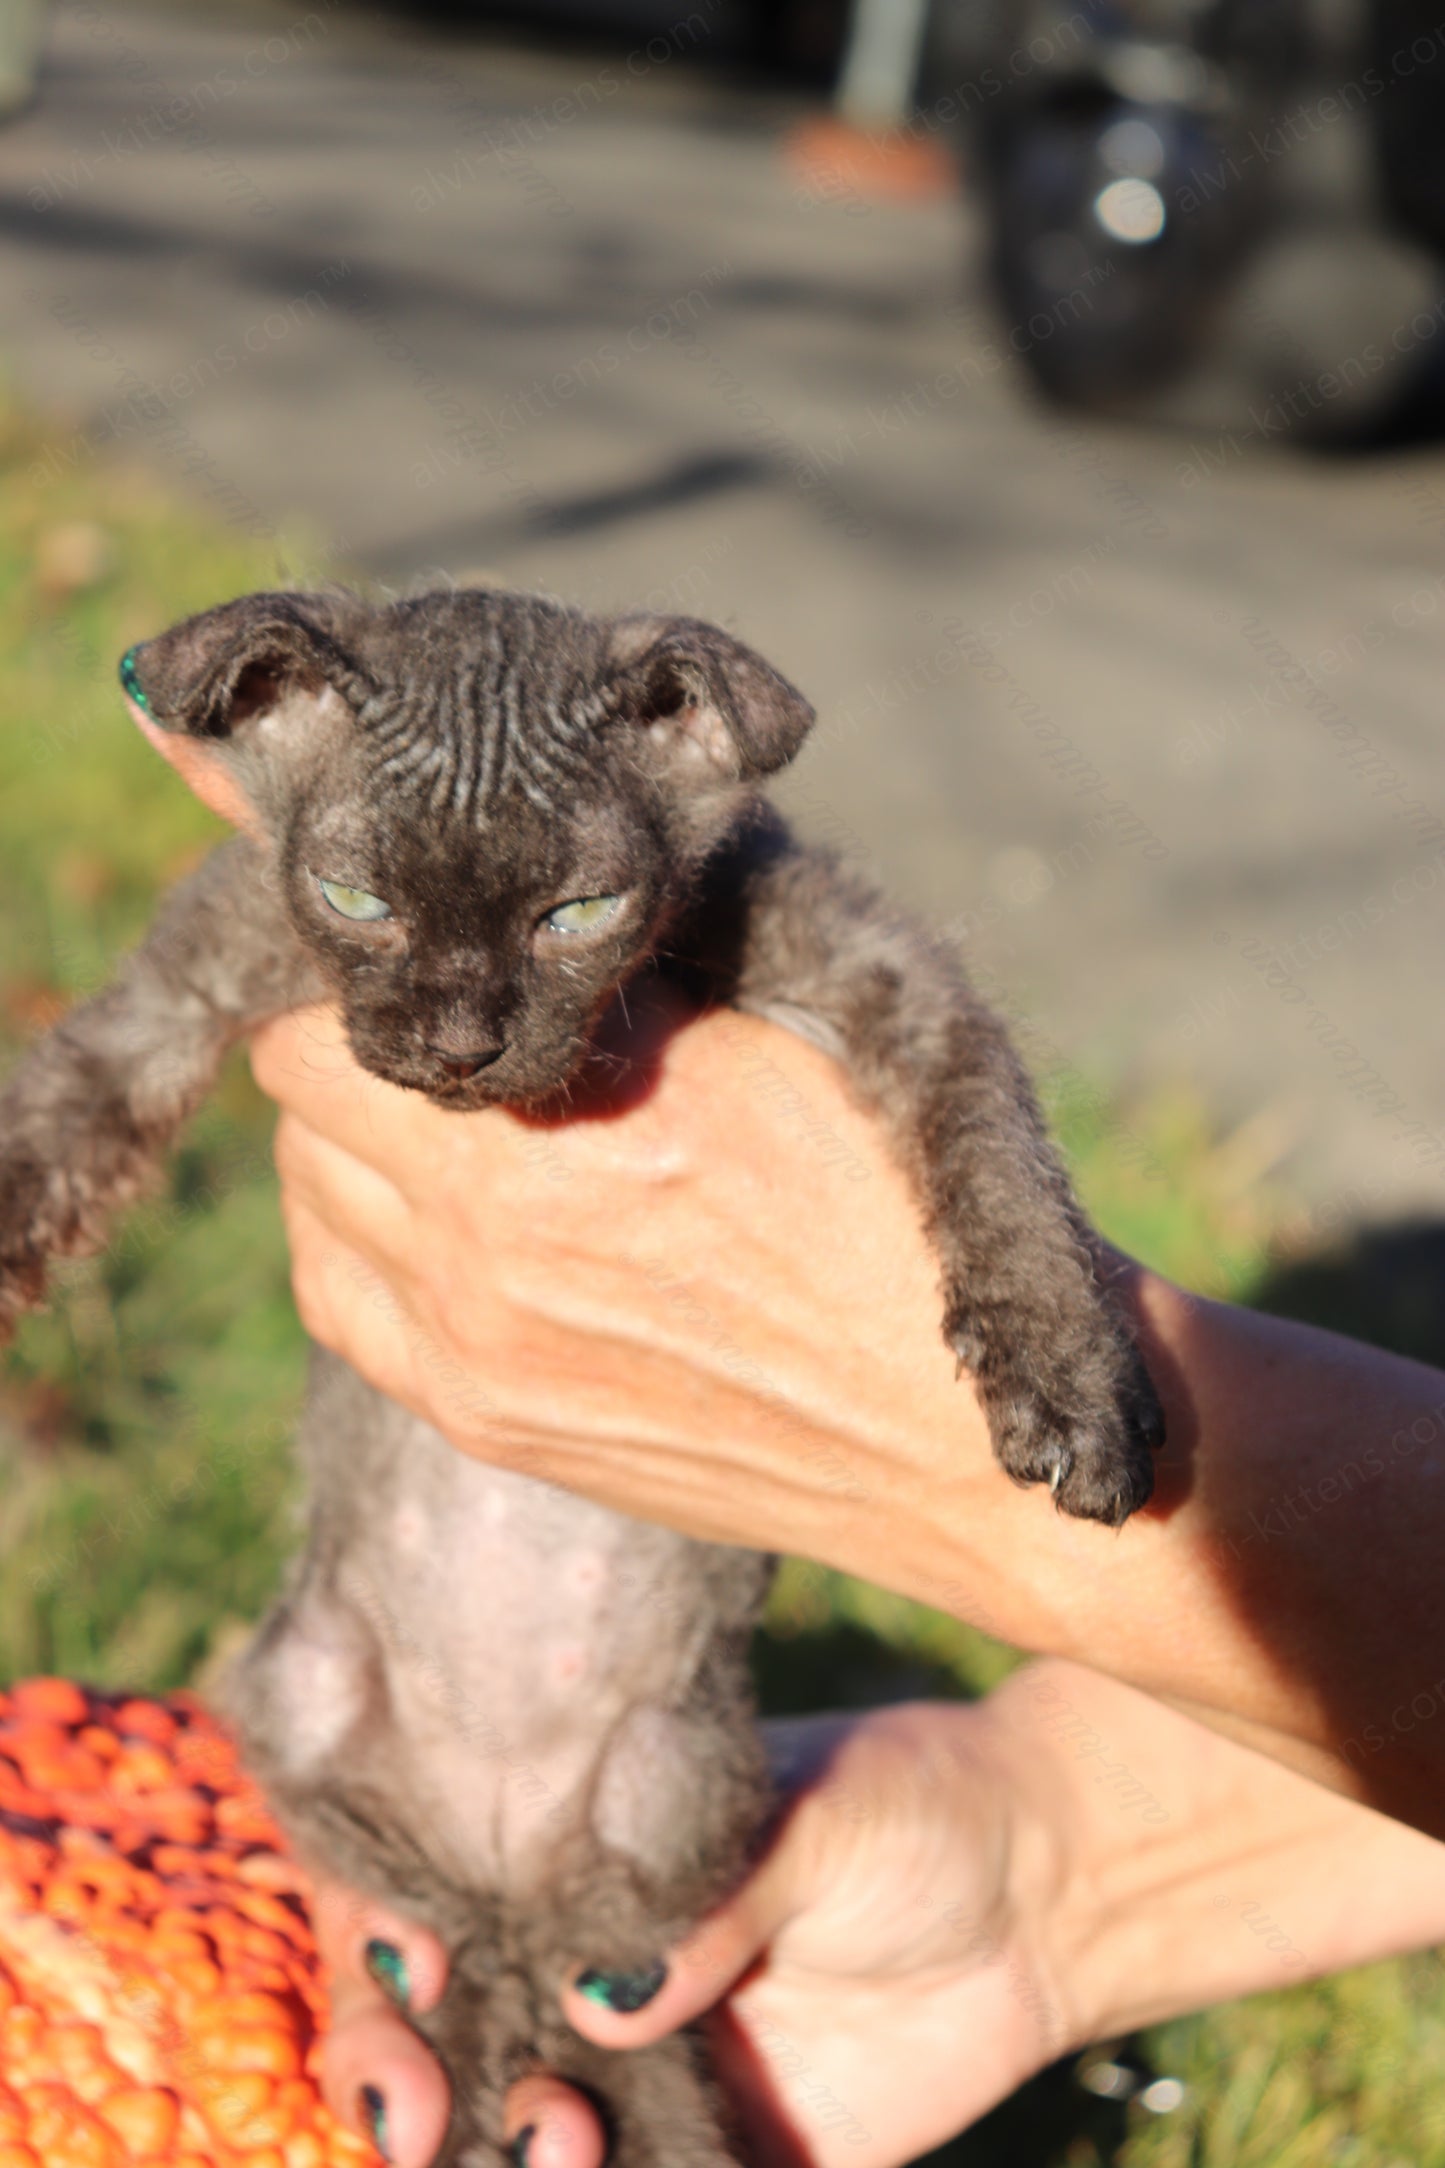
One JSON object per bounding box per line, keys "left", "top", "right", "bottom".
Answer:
{"left": 299, "top": 744, "right": 636, "bottom": 891}
{"left": 339, "top": 590, "right": 612, "bottom": 819}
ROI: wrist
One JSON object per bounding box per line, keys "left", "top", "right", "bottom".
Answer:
{"left": 982, "top": 1652, "right": 1311, "bottom": 2049}
{"left": 985, "top": 1656, "right": 1445, "bottom": 2046}
{"left": 958, "top": 1671, "right": 1104, "bottom": 2058}
{"left": 916, "top": 1269, "right": 1354, "bottom": 1757}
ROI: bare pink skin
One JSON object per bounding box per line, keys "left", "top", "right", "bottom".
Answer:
{"left": 127, "top": 697, "right": 265, "bottom": 835}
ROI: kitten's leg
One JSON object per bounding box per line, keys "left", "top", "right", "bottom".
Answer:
{"left": 419, "top": 1860, "right": 747, "bottom": 2168}
{"left": 427, "top": 1976, "right": 742, "bottom": 2168}
{"left": 909, "top": 994, "right": 1161, "bottom": 1525}
{"left": 0, "top": 836, "right": 317, "bottom": 1331}
{"left": 435, "top": 1994, "right": 740, "bottom": 2168}
{"left": 724, "top": 848, "right": 1162, "bottom": 1524}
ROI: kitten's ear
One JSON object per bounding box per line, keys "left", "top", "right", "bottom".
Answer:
{"left": 118, "top": 592, "right": 370, "bottom": 831}
{"left": 605, "top": 615, "right": 814, "bottom": 782}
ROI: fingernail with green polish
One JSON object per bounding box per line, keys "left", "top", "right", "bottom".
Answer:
{"left": 364, "top": 1937, "right": 411, "bottom": 2010}
{"left": 575, "top": 1960, "right": 667, "bottom": 2014}
{"left": 359, "top": 2082, "right": 391, "bottom": 2160}
{"left": 118, "top": 645, "right": 149, "bottom": 710}
{"left": 511, "top": 2122, "right": 536, "bottom": 2168}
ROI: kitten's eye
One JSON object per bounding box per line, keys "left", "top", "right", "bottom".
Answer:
{"left": 317, "top": 876, "right": 393, "bottom": 923}
{"left": 543, "top": 894, "right": 622, "bottom": 934}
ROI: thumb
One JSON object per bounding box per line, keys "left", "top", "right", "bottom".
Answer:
{"left": 559, "top": 1822, "right": 807, "bottom": 2052}
{"left": 560, "top": 1716, "right": 857, "bottom": 2050}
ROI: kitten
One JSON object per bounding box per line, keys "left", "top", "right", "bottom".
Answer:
{"left": 0, "top": 587, "right": 1162, "bottom": 2166}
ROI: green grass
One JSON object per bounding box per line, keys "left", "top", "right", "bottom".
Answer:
{"left": 0, "top": 383, "right": 316, "bottom": 1693}
{"left": 0, "top": 381, "right": 1439, "bottom": 2168}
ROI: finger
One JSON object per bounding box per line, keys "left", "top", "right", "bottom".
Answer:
{"left": 276, "top": 1194, "right": 430, "bottom": 1402}
{"left": 311, "top": 1881, "right": 451, "bottom": 2168}
{"left": 273, "top": 1112, "right": 418, "bottom": 1276}
{"left": 760, "top": 1711, "right": 865, "bottom": 1795}
{"left": 322, "top": 1995, "right": 451, "bottom": 2168}
{"left": 311, "top": 1879, "right": 449, "bottom": 2014}
{"left": 250, "top": 1005, "right": 354, "bottom": 1103}
{"left": 559, "top": 1837, "right": 807, "bottom": 2051}
{"left": 560, "top": 1720, "right": 870, "bottom": 2054}
{"left": 505, "top": 2075, "right": 608, "bottom": 2168}
{"left": 251, "top": 1006, "right": 457, "bottom": 1193}
{"left": 279, "top": 1194, "right": 508, "bottom": 1452}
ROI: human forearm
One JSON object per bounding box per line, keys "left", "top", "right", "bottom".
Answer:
{"left": 950, "top": 1274, "right": 1445, "bottom": 1835}
{"left": 988, "top": 1660, "right": 1445, "bottom": 2044}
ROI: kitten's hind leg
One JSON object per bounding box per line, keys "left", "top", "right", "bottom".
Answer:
{"left": 425, "top": 1966, "right": 743, "bottom": 2168}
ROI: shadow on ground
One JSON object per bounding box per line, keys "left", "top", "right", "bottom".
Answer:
{"left": 1252, "top": 1217, "right": 1445, "bottom": 1368}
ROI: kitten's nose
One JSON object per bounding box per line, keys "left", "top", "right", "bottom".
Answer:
{"left": 427, "top": 1042, "right": 505, "bottom": 1080}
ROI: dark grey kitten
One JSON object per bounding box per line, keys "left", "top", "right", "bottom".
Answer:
{"left": 0, "top": 588, "right": 1161, "bottom": 2167}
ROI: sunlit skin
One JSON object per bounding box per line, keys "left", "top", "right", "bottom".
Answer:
{"left": 249, "top": 995, "right": 1445, "bottom": 2160}
{"left": 307, "top": 1673, "right": 1445, "bottom": 2168}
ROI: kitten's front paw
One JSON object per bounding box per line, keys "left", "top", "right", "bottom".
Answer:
{"left": 0, "top": 1152, "right": 60, "bottom": 1339}
{"left": 996, "top": 1369, "right": 1160, "bottom": 1527}
{"left": 0, "top": 1140, "right": 128, "bottom": 1340}
{"left": 950, "top": 1311, "right": 1163, "bottom": 1526}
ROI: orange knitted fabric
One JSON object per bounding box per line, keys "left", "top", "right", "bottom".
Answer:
{"left": 0, "top": 1676, "right": 379, "bottom": 2168}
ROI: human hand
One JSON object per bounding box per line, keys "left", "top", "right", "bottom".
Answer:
{"left": 311, "top": 1695, "right": 1080, "bottom": 2168}
{"left": 249, "top": 993, "right": 1067, "bottom": 1646}
{"left": 310, "top": 1876, "right": 594, "bottom": 2168}
{"left": 312, "top": 1663, "right": 1445, "bottom": 2168}
{"left": 255, "top": 988, "right": 1445, "bottom": 1831}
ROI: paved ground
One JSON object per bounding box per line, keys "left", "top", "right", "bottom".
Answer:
{"left": 5, "top": 0, "right": 1445, "bottom": 1233}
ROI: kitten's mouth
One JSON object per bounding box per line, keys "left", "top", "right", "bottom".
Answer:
{"left": 377, "top": 1058, "right": 545, "bottom": 1113}
{"left": 347, "top": 1029, "right": 587, "bottom": 1113}
{"left": 414, "top": 1065, "right": 512, "bottom": 1107}
{"left": 344, "top": 1045, "right": 508, "bottom": 1107}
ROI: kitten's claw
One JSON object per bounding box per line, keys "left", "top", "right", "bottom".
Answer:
{"left": 946, "top": 1310, "right": 1163, "bottom": 1528}
{"left": 1003, "top": 1375, "right": 1159, "bottom": 1527}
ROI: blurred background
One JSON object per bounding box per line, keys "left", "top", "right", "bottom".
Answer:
{"left": 4, "top": 0, "right": 1445, "bottom": 2161}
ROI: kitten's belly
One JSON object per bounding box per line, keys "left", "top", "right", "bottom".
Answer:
{"left": 255, "top": 1356, "right": 762, "bottom": 1895}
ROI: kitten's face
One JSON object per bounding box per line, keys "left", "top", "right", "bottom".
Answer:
{"left": 283, "top": 739, "right": 672, "bottom": 1108}
{"left": 121, "top": 587, "right": 813, "bottom": 1110}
